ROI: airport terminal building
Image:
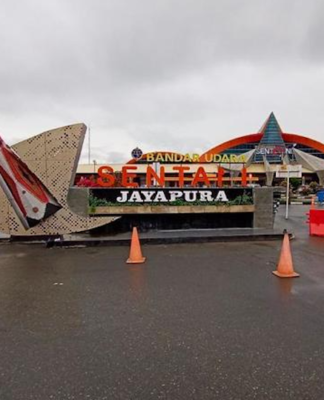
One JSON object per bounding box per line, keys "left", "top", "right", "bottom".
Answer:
{"left": 77, "top": 113, "right": 324, "bottom": 187}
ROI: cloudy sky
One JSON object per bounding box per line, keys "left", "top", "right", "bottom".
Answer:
{"left": 1, "top": 0, "right": 324, "bottom": 163}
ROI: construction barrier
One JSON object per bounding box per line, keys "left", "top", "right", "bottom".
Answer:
{"left": 307, "top": 209, "right": 324, "bottom": 237}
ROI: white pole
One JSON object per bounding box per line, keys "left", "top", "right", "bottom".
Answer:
{"left": 285, "top": 169, "right": 290, "bottom": 219}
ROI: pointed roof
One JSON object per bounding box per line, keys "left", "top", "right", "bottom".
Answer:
{"left": 259, "top": 112, "right": 285, "bottom": 147}
{"left": 254, "top": 113, "right": 286, "bottom": 163}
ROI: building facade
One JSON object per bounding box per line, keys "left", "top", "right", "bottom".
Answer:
{"left": 77, "top": 113, "right": 324, "bottom": 187}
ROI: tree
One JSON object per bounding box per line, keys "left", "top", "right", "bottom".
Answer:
{"left": 290, "top": 178, "right": 302, "bottom": 191}
{"left": 309, "top": 181, "right": 319, "bottom": 193}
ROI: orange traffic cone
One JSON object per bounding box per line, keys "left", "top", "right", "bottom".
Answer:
{"left": 272, "top": 232, "right": 299, "bottom": 278}
{"left": 126, "top": 227, "right": 146, "bottom": 264}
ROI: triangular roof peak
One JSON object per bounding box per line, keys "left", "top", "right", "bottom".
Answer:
{"left": 259, "top": 112, "right": 282, "bottom": 133}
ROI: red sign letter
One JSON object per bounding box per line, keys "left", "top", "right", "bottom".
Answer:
{"left": 217, "top": 166, "right": 224, "bottom": 187}
{"left": 191, "top": 166, "right": 211, "bottom": 187}
{"left": 172, "top": 166, "right": 190, "bottom": 187}
{"left": 241, "top": 167, "right": 247, "bottom": 187}
{"left": 122, "top": 166, "right": 138, "bottom": 187}
{"left": 146, "top": 166, "right": 165, "bottom": 187}
{"left": 98, "top": 166, "right": 115, "bottom": 187}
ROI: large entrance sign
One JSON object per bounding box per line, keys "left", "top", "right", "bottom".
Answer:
{"left": 97, "top": 165, "right": 249, "bottom": 188}
{"left": 4, "top": 113, "right": 311, "bottom": 235}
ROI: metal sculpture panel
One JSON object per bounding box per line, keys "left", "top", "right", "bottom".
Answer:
{"left": 0, "top": 124, "right": 115, "bottom": 236}
{"left": 0, "top": 136, "right": 62, "bottom": 229}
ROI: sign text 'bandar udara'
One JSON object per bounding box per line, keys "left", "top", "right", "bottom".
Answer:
{"left": 145, "top": 153, "right": 246, "bottom": 163}
{"left": 97, "top": 165, "right": 249, "bottom": 187}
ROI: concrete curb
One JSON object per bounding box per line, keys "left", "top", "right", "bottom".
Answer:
{"left": 47, "top": 231, "right": 287, "bottom": 248}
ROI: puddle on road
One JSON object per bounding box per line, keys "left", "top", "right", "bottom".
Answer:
{"left": 0, "top": 252, "right": 27, "bottom": 260}
{"left": 275, "top": 278, "right": 295, "bottom": 297}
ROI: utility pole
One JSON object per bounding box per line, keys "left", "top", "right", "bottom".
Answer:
{"left": 88, "top": 125, "right": 91, "bottom": 165}
{"left": 285, "top": 168, "right": 290, "bottom": 220}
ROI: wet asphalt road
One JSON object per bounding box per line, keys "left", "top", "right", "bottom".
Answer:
{"left": 0, "top": 206, "right": 324, "bottom": 400}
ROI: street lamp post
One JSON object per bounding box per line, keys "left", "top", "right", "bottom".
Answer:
{"left": 285, "top": 169, "right": 290, "bottom": 220}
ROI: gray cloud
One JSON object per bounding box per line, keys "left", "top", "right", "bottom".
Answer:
{"left": 1, "top": 0, "right": 324, "bottom": 162}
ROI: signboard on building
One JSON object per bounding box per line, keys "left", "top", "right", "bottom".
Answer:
{"left": 256, "top": 145, "right": 295, "bottom": 156}
{"left": 276, "top": 165, "right": 302, "bottom": 178}
{"left": 144, "top": 153, "right": 247, "bottom": 163}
